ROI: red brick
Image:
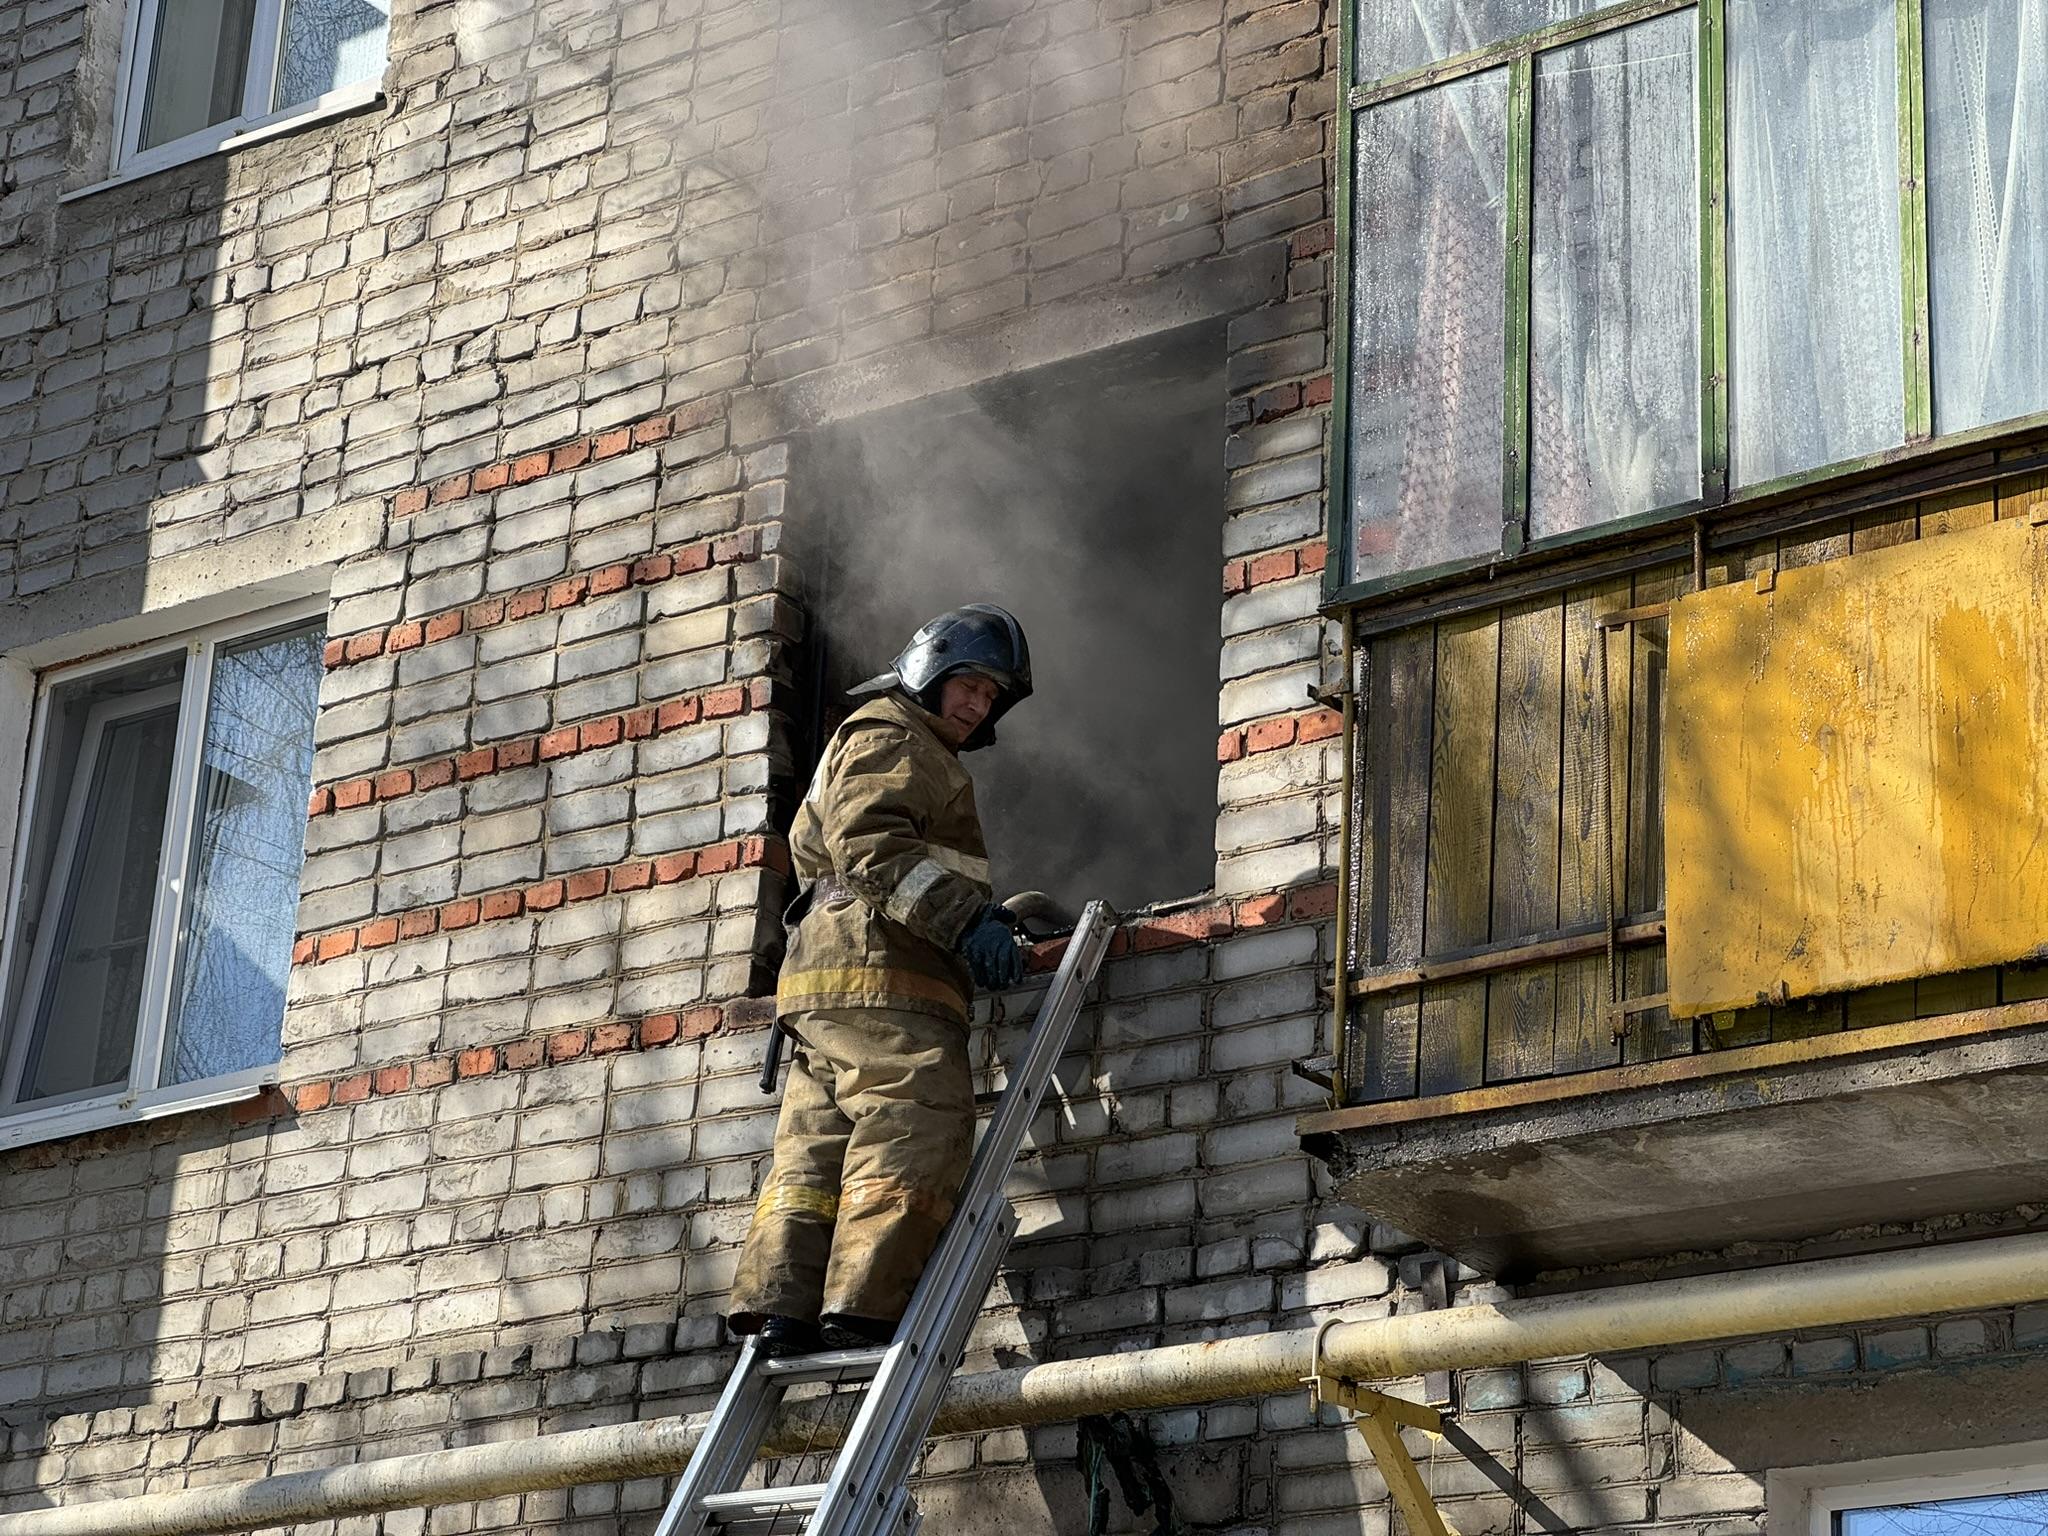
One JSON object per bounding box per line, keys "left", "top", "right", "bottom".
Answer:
{"left": 293, "top": 1081, "right": 331, "bottom": 1112}
{"left": 638, "top": 1014, "right": 680, "bottom": 1047}
{"left": 1026, "top": 936, "right": 1070, "bottom": 974}
{"left": 291, "top": 936, "right": 317, "bottom": 966}
{"left": 672, "top": 543, "right": 712, "bottom": 574}
{"left": 433, "top": 472, "right": 472, "bottom": 504}
{"left": 442, "top": 898, "right": 481, "bottom": 930}
{"left": 610, "top": 861, "right": 653, "bottom": 892}
{"left": 1297, "top": 708, "right": 1342, "bottom": 743}
{"left": 682, "top": 1006, "right": 724, "bottom": 1040}
{"left": 359, "top": 918, "right": 400, "bottom": 949}
{"left": 1246, "top": 718, "right": 1297, "bottom": 753}
{"left": 633, "top": 414, "right": 673, "bottom": 446}
{"left": 457, "top": 1048, "right": 497, "bottom": 1078}
{"left": 623, "top": 707, "right": 658, "bottom": 740}
{"left": 425, "top": 611, "right": 465, "bottom": 644}
{"left": 512, "top": 451, "right": 552, "bottom": 483}
{"left": 333, "top": 1073, "right": 372, "bottom": 1105}
{"left": 335, "top": 779, "right": 373, "bottom": 809}
{"left": 503, "top": 1038, "right": 545, "bottom": 1070}
{"left": 497, "top": 738, "right": 537, "bottom": 768}
{"left": 548, "top": 1030, "right": 588, "bottom": 1062}
{"left": 1303, "top": 373, "right": 1334, "bottom": 407}
{"left": 580, "top": 716, "right": 623, "bottom": 749}
{"left": 1247, "top": 549, "right": 1298, "bottom": 586}
{"left": 399, "top": 910, "right": 439, "bottom": 939}
{"left": 703, "top": 686, "right": 745, "bottom": 718}
{"left": 345, "top": 631, "right": 384, "bottom": 662}
{"left": 711, "top": 534, "right": 749, "bottom": 564}
{"left": 413, "top": 1057, "right": 455, "bottom": 1088}
{"left": 471, "top": 462, "right": 511, "bottom": 493}
{"left": 696, "top": 841, "right": 740, "bottom": 875}
{"left": 674, "top": 397, "right": 722, "bottom": 433}
{"left": 1290, "top": 881, "right": 1339, "bottom": 920}
{"left": 322, "top": 637, "right": 347, "bottom": 668}
{"left": 552, "top": 438, "right": 591, "bottom": 472}
{"left": 1299, "top": 540, "right": 1328, "bottom": 574}
{"left": 1253, "top": 382, "right": 1301, "bottom": 422}
{"left": 506, "top": 590, "right": 546, "bottom": 621}
{"left": 525, "top": 879, "right": 566, "bottom": 911}
{"left": 653, "top": 852, "right": 697, "bottom": 884}
{"left": 631, "top": 554, "right": 673, "bottom": 583}
{"left": 566, "top": 869, "right": 608, "bottom": 902}
{"left": 467, "top": 597, "right": 505, "bottom": 629}
{"left": 416, "top": 759, "right": 456, "bottom": 790}
{"left": 742, "top": 835, "right": 788, "bottom": 874}
{"left": 481, "top": 890, "right": 523, "bottom": 921}
{"left": 1235, "top": 892, "right": 1289, "bottom": 928}
{"left": 317, "top": 930, "right": 358, "bottom": 962}
{"left": 589, "top": 563, "right": 631, "bottom": 595}
{"left": 373, "top": 1064, "right": 412, "bottom": 1096}
{"left": 457, "top": 748, "right": 497, "bottom": 779}
{"left": 234, "top": 1087, "right": 291, "bottom": 1125}
{"left": 538, "top": 727, "right": 579, "bottom": 760}
{"left": 747, "top": 677, "right": 775, "bottom": 709}
{"left": 1131, "top": 904, "right": 1232, "bottom": 953}
{"left": 592, "top": 427, "right": 632, "bottom": 459}
{"left": 1223, "top": 560, "right": 1250, "bottom": 595}
{"left": 656, "top": 697, "right": 700, "bottom": 730}
{"left": 1292, "top": 221, "right": 1334, "bottom": 260}
{"left": 591, "top": 1022, "right": 633, "bottom": 1054}
{"left": 387, "top": 620, "right": 426, "bottom": 654}
{"left": 394, "top": 487, "right": 429, "bottom": 517}
{"left": 547, "top": 576, "right": 589, "bottom": 609}
{"left": 307, "top": 787, "right": 332, "bottom": 818}
{"left": 375, "top": 769, "right": 414, "bottom": 799}
{"left": 1218, "top": 730, "right": 1246, "bottom": 763}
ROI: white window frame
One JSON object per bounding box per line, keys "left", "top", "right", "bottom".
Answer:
{"left": 107, "top": 0, "right": 386, "bottom": 181}
{"left": 0, "top": 597, "right": 325, "bottom": 1152}
{"left": 1772, "top": 1441, "right": 2048, "bottom": 1536}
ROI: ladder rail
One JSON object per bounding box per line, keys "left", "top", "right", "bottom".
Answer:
{"left": 662, "top": 900, "right": 1116, "bottom": 1536}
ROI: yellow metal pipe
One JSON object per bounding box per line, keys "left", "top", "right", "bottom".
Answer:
{"left": 11, "top": 1230, "right": 2048, "bottom": 1536}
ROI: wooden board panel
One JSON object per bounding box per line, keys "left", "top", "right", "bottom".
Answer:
{"left": 1486, "top": 597, "right": 1564, "bottom": 1082}
{"left": 1355, "top": 627, "right": 1435, "bottom": 1102}
{"left": 1623, "top": 566, "right": 1684, "bottom": 1060}
{"left": 1418, "top": 613, "right": 1499, "bottom": 1094}
{"left": 1554, "top": 578, "right": 1632, "bottom": 1072}
{"left": 1666, "top": 515, "right": 2048, "bottom": 1017}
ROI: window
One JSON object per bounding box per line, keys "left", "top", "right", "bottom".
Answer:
{"left": 1332, "top": 0, "right": 2048, "bottom": 600}
{"left": 0, "top": 607, "right": 324, "bottom": 1148}
{"left": 1777, "top": 1449, "right": 2048, "bottom": 1536}
{"left": 115, "top": 0, "right": 389, "bottom": 174}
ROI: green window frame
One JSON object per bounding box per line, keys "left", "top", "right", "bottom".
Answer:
{"left": 1326, "top": 0, "right": 2048, "bottom": 608}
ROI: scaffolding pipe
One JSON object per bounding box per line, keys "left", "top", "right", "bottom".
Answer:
{"left": 9, "top": 1229, "right": 2048, "bottom": 1536}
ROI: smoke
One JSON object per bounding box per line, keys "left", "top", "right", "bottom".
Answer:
{"left": 799, "top": 324, "right": 1226, "bottom": 916}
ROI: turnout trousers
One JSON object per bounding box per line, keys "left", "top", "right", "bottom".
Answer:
{"left": 727, "top": 1006, "right": 973, "bottom": 1329}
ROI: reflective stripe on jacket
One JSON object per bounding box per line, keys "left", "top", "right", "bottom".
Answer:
{"left": 775, "top": 693, "right": 992, "bottom": 1022}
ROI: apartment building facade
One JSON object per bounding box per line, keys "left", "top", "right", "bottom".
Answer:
{"left": 1, "top": 0, "right": 2046, "bottom": 1531}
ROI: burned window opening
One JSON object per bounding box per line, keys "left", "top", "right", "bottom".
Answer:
{"left": 788, "top": 323, "right": 1228, "bottom": 919}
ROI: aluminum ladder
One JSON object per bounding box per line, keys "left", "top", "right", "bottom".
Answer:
{"left": 656, "top": 898, "right": 1116, "bottom": 1536}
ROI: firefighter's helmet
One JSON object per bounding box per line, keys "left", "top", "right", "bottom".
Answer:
{"left": 851, "top": 604, "right": 1032, "bottom": 750}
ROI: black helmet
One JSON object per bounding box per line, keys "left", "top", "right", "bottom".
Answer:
{"left": 851, "top": 604, "right": 1032, "bottom": 750}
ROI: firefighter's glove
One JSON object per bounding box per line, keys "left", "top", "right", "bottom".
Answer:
{"left": 958, "top": 904, "right": 1026, "bottom": 991}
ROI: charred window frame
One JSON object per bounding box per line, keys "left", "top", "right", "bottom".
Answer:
{"left": 1327, "top": 0, "right": 2048, "bottom": 608}
{"left": 0, "top": 601, "right": 325, "bottom": 1151}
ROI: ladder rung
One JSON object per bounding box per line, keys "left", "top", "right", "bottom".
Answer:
{"left": 755, "top": 1346, "right": 888, "bottom": 1383}
{"left": 698, "top": 1484, "right": 828, "bottom": 1519}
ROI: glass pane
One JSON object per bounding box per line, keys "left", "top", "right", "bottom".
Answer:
{"left": 1925, "top": 0, "right": 2048, "bottom": 434}
{"left": 1348, "top": 70, "right": 1510, "bottom": 584}
{"left": 1840, "top": 1488, "right": 2048, "bottom": 1536}
{"left": 1531, "top": 14, "right": 1702, "bottom": 538}
{"left": 17, "top": 705, "right": 179, "bottom": 1104}
{"left": 273, "top": 0, "right": 391, "bottom": 112}
{"left": 137, "top": 0, "right": 258, "bottom": 151}
{"left": 162, "top": 624, "right": 324, "bottom": 1087}
{"left": 1356, "top": 0, "right": 1603, "bottom": 84}
{"left": 1728, "top": 0, "right": 1904, "bottom": 486}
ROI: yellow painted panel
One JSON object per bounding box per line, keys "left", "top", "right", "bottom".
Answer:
{"left": 1665, "top": 515, "right": 2048, "bottom": 1018}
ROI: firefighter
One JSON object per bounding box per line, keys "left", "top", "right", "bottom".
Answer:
{"left": 726, "top": 604, "right": 1034, "bottom": 1357}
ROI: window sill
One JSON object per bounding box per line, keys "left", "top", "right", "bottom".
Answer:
{"left": 0, "top": 1064, "right": 279, "bottom": 1151}
{"left": 59, "top": 83, "right": 384, "bottom": 205}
